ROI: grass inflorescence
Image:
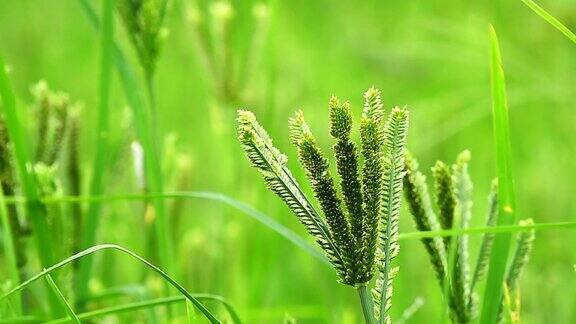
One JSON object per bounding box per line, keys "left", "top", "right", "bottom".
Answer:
{"left": 238, "top": 87, "right": 409, "bottom": 323}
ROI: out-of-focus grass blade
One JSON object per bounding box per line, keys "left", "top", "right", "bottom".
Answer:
{"left": 0, "top": 187, "right": 21, "bottom": 315}
{"left": 398, "top": 221, "right": 576, "bottom": 240}
{"left": 43, "top": 295, "right": 241, "bottom": 324}
{"left": 0, "top": 50, "right": 60, "bottom": 315}
{"left": 45, "top": 294, "right": 241, "bottom": 324}
{"left": 0, "top": 244, "right": 221, "bottom": 324}
{"left": 44, "top": 274, "right": 80, "bottom": 324}
{"left": 520, "top": 0, "right": 576, "bottom": 44}
{"left": 76, "top": 0, "right": 114, "bottom": 303}
{"left": 76, "top": 0, "right": 175, "bottom": 284}
{"left": 0, "top": 53, "right": 54, "bottom": 266}
{"left": 479, "top": 25, "right": 518, "bottom": 324}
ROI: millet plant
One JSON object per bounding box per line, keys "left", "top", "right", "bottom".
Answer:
{"left": 238, "top": 87, "right": 409, "bottom": 323}
{"left": 403, "top": 150, "right": 535, "bottom": 323}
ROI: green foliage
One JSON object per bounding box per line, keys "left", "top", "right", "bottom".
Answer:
{"left": 403, "top": 151, "right": 536, "bottom": 323}
{"left": 238, "top": 87, "right": 410, "bottom": 323}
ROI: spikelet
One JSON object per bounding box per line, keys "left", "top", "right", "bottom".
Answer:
{"left": 471, "top": 179, "right": 499, "bottom": 290}
{"left": 360, "top": 87, "right": 385, "bottom": 283}
{"left": 117, "top": 0, "right": 168, "bottom": 78}
{"left": 432, "top": 160, "right": 456, "bottom": 250}
{"left": 289, "top": 110, "right": 355, "bottom": 284}
{"left": 30, "top": 81, "right": 71, "bottom": 165}
{"left": 506, "top": 218, "right": 535, "bottom": 292}
{"left": 499, "top": 218, "right": 535, "bottom": 322}
{"left": 372, "top": 107, "right": 409, "bottom": 323}
{"left": 403, "top": 152, "right": 448, "bottom": 286}
{"left": 450, "top": 150, "right": 474, "bottom": 323}
{"left": 237, "top": 110, "right": 346, "bottom": 279}
{"left": 329, "top": 96, "right": 367, "bottom": 282}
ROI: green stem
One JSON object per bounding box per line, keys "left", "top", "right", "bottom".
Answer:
{"left": 76, "top": 0, "right": 114, "bottom": 306}
{"left": 357, "top": 285, "right": 375, "bottom": 324}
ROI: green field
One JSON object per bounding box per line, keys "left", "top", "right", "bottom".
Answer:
{"left": 0, "top": 0, "right": 575, "bottom": 323}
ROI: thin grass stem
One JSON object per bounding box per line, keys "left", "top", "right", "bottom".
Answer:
{"left": 76, "top": 0, "right": 114, "bottom": 304}
{"left": 44, "top": 274, "right": 81, "bottom": 324}
{"left": 357, "top": 285, "right": 375, "bottom": 324}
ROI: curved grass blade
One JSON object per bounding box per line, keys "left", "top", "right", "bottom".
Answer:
{"left": 1, "top": 191, "right": 572, "bottom": 248}
{"left": 44, "top": 274, "right": 81, "bottom": 324}
{"left": 520, "top": 0, "right": 576, "bottom": 44}
{"left": 479, "top": 25, "right": 518, "bottom": 324}
{"left": 0, "top": 244, "right": 221, "bottom": 324}
{"left": 44, "top": 295, "right": 240, "bottom": 324}
{"left": 0, "top": 190, "right": 332, "bottom": 265}
{"left": 76, "top": 0, "right": 114, "bottom": 303}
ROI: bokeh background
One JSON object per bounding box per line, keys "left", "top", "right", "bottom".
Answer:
{"left": 0, "top": 0, "right": 575, "bottom": 322}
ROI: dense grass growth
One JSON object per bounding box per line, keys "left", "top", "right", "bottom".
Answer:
{"left": 1, "top": 0, "right": 575, "bottom": 323}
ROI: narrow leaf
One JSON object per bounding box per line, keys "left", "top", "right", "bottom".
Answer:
{"left": 480, "top": 25, "right": 518, "bottom": 324}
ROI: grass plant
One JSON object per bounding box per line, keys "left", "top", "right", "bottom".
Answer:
{"left": 238, "top": 87, "right": 409, "bottom": 323}
{"left": 1, "top": 1, "right": 576, "bottom": 323}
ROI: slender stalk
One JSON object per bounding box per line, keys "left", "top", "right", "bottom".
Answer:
{"left": 76, "top": 0, "right": 114, "bottom": 305}
{"left": 357, "top": 285, "right": 375, "bottom": 324}
{"left": 75, "top": 0, "right": 175, "bottom": 283}
{"left": 45, "top": 274, "right": 80, "bottom": 324}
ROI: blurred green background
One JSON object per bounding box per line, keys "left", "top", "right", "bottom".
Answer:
{"left": 0, "top": 0, "right": 575, "bottom": 322}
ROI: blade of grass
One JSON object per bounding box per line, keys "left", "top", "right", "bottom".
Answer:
{"left": 3, "top": 191, "right": 330, "bottom": 265}
{"left": 0, "top": 50, "right": 54, "bottom": 266}
{"left": 0, "top": 186, "right": 21, "bottom": 315}
{"left": 397, "top": 221, "right": 576, "bottom": 240}
{"left": 0, "top": 316, "right": 42, "bottom": 324}
{"left": 520, "top": 0, "right": 576, "bottom": 44}
{"left": 2, "top": 191, "right": 574, "bottom": 252}
{"left": 75, "top": 0, "right": 175, "bottom": 298}
{"left": 0, "top": 244, "right": 221, "bottom": 323}
{"left": 0, "top": 48, "right": 61, "bottom": 316}
{"left": 44, "top": 274, "right": 80, "bottom": 324}
{"left": 186, "top": 298, "right": 198, "bottom": 323}
{"left": 44, "top": 294, "right": 239, "bottom": 324}
{"left": 479, "top": 25, "right": 518, "bottom": 324}
{"left": 76, "top": 0, "right": 114, "bottom": 304}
